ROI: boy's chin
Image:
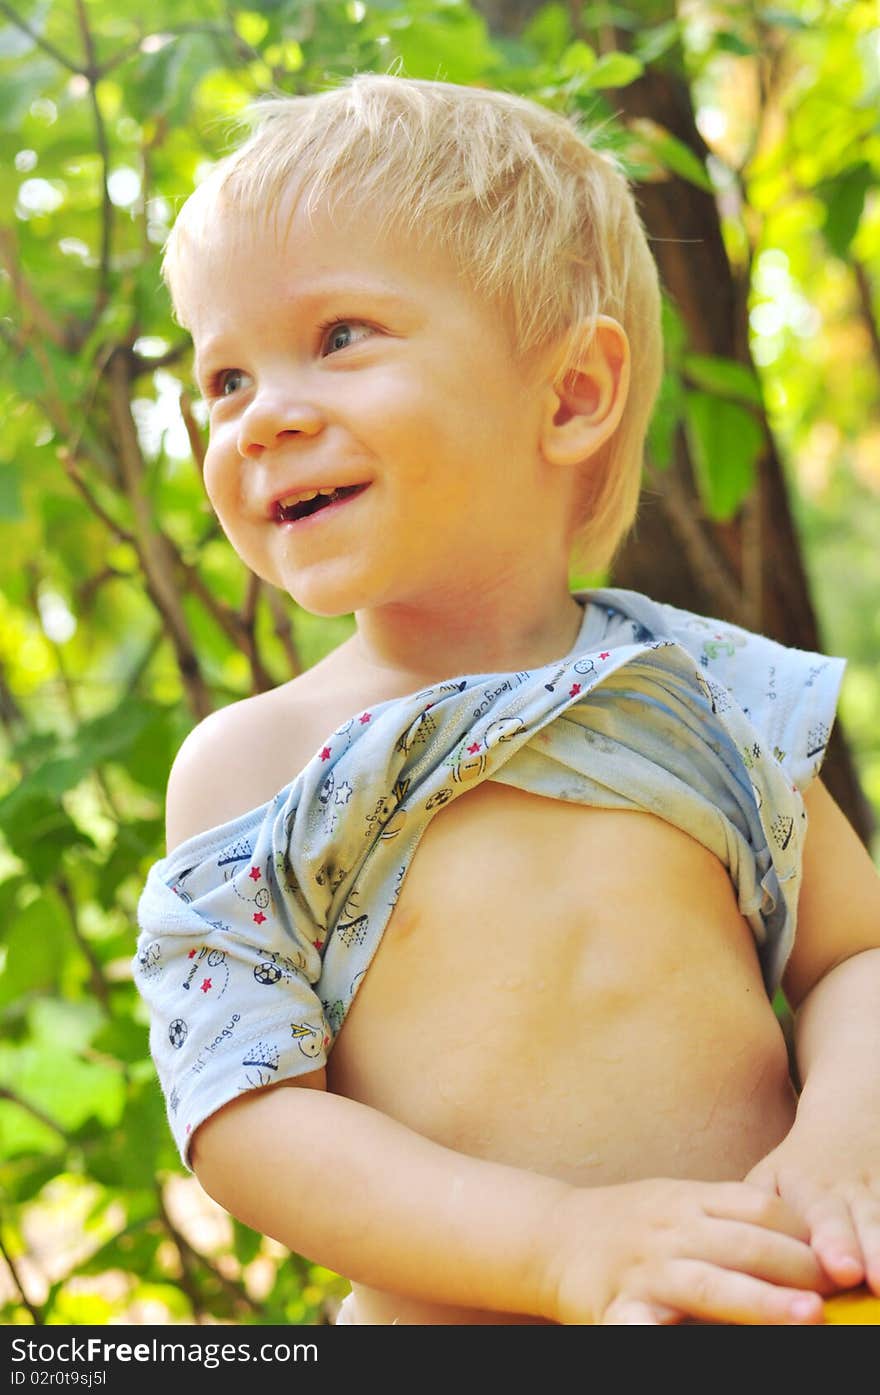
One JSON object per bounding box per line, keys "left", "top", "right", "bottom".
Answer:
{"left": 265, "top": 571, "right": 369, "bottom": 620}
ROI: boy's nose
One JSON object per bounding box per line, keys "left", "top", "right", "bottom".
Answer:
{"left": 237, "top": 390, "right": 324, "bottom": 457}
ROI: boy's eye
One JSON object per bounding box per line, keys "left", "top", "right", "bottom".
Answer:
{"left": 320, "top": 320, "right": 373, "bottom": 356}
{"left": 203, "top": 367, "right": 250, "bottom": 400}
{"left": 217, "top": 368, "right": 248, "bottom": 397}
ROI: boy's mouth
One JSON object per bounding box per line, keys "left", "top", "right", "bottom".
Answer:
{"left": 273, "top": 483, "right": 369, "bottom": 523}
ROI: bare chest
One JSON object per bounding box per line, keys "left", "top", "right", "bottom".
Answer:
{"left": 328, "top": 781, "right": 794, "bottom": 1179}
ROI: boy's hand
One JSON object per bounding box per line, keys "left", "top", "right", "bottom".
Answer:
{"left": 541, "top": 1178, "right": 828, "bottom": 1325}
{"left": 745, "top": 1119, "right": 880, "bottom": 1297}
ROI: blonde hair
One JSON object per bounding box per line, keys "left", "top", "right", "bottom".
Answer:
{"left": 163, "top": 74, "right": 663, "bottom": 575}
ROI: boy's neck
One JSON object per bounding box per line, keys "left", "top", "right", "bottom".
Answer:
{"left": 349, "top": 581, "right": 586, "bottom": 689}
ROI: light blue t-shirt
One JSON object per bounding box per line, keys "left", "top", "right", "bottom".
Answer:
{"left": 134, "top": 588, "right": 845, "bottom": 1166}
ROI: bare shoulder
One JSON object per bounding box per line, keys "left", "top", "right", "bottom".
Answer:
{"left": 163, "top": 635, "right": 379, "bottom": 854}
{"left": 163, "top": 683, "right": 297, "bottom": 855}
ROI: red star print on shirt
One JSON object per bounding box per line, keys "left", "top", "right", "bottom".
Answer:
{"left": 467, "top": 742, "right": 481, "bottom": 754}
{"left": 187, "top": 949, "right": 197, "bottom": 959}
{"left": 599, "top": 652, "right": 610, "bottom": 660}
{"left": 248, "top": 866, "right": 261, "bottom": 881}
{"left": 320, "top": 747, "right": 331, "bottom": 761}
{"left": 359, "top": 712, "right": 372, "bottom": 724}
{"left": 253, "top": 911, "right": 266, "bottom": 925}
{"left": 569, "top": 683, "right": 582, "bottom": 697}
{"left": 200, "top": 978, "right": 212, "bottom": 993}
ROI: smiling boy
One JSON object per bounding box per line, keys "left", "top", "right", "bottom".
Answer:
{"left": 135, "top": 75, "right": 880, "bottom": 1325}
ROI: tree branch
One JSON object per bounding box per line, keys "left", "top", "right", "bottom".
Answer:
{"left": 74, "top": 0, "right": 113, "bottom": 333}
{"left": 165, "top": 535, "right": 274, "bottom": 691}
{"left": 95, "top": 23, "right": 233, "bottom": 81}
{"left": 0, "top": 1229, "right": 45, "bottom": 1325}
{"left": 156, "top": 1187, "right": 262, "bottom": 1320}
{"left": 105, "top": 349, "right": 213, "bottom": 719}
{"left": 0, "top": 1088, "right": 66, "bottom": 1139}
{"left": 646, "top": 443, "right": 749, "bottom": 627}
{"left": 55, "top": 876, "right": 111, "bottom": 1011}
{"left": 178, "top": 390, "right": 205, "bottom": 475}
{"left": 264, "top": 587, "right": 304, "bottom": 679}
{"left": 0, "top": 656, "right": 25, "bottom": 734}
{"left": 130, "top": 341, "right": 192, "bottom": 377}
{"left": 24, "top": 563, "right": 125, "bottom": 826}
{"left": 852, "top": 255, "right": 880, "bottom": 383}
{"left": 121, "top": 628, "right": 167, "bottom": 702}
{"left": 60, "top": 450, "right": 136, "bottom": 545}
{"left": 241, "top": 574, "right": 277, "bottom": 694}
{"left": 0, "top": 0, "right": 82, "bottom": 73}
{"left": 0, "top": 226, "right": 68, "bottom": 350}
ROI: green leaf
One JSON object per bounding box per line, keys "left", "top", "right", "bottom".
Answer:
{"left": 682, "top": 354, "right": 764, "bottom": 406}
{"left": 0, "top": 755, "right": 90, "bottom": 810}
{"left": 2, "top": 0, "right": 51, "bottom": 54}
{"left": 585, "top": 51, "right": 643, "bottom": 89}
{"left": 27, "top": 996, "right": 104, "bottom": 1051}
{"left": 0, "top": 56, "right": 58, "bottom": 129}
{"left": 92, "top": 1015, "right": 152, "bottom": 1066}
{"left": 0, "top": 461, "right": 24, "bottom": 521}
{"left": 521, "top": 2, "right": 571, "bottom": 63}
{"left": 815, "top": 164, "right": 873, "bottom": 259}
{"left": 0, "top": 790, "right": 92, "bottom": 877}
{"left": 0, "top": 892, "right": 70, "bottom": 1007}
{"left": 127, "top": 34, "right": 223, "bottom": 126}
{"left": 559, "top": 40, "right": 596, "bottom": 78}
{"left": 0, "top": 1155, "right": 62, "bottom": 1203}
{"left": 628, "top": 119, "right": 714, "bottom": 193}
{"left": 232, "top": 1218, "right": 263, "bottom": 1266}
{"left": 632, "top": 19, "right": 681, "bottom": 66}
{"left": 125, "top": 707, "right": 185, "bottom": 794}
{"left": 95, "top": 818, "right": 165, "bottom": 905}
{"left": 75, "top": 698, "right": 159, "bottom": 768}
{"left": 714, "top": 30, "right": 756, "bottom": 57}
{"left": 0, "top": 1098, "right": 63, "bottom": 1159}
{"left": 683, "top": 391, "right": 763, "bottom": 522}
{"left": 646, "top": 369, "right": 685, "bottom": 472}
{"left": 86, "top": 1081, "right": 173, "bottom": 1187}
{"left": 384, "top": 7, "right": 500, "bottom": 84}
{"left": 74, "top": 1223, "right": 162, "bottom": 1280}
{"left": 761, "top": 9, "right": 809, "bottom": 31}
{"left": 0, "top": 1040, "right": 125, "bottom": 1133}
{"left": 0, "top": 23, "right": 37, "bottom": 59}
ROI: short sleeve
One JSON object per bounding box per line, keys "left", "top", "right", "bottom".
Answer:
{"left": 134, "top": 804, "right": 331, "bottom": 1170}
{"left": 655, "top": 602, "right": 847, "bottom": 792}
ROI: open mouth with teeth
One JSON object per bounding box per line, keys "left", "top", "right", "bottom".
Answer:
{"left": 274, "top": 484, "right": 368, "bottom": 523}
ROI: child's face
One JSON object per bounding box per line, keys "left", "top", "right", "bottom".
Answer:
{"left": 185, "top": 192, "right": 567, "bottom": 618}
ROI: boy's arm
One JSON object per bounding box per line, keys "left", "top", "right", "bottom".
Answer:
{"left": 191, "top": 1075, "right": 825, "bottom": 1325}
{"left": 191, "top": 1080, "right": 562, "bottom": 1318}
{"left": 747, "top": 778, "right": 880, "bottom": 1292}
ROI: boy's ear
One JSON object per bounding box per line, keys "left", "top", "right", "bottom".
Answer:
{"left": 539, "top": 317, "right": 630, "bottom": 467}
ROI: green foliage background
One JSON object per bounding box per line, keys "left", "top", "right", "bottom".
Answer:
{"left": 0, "top": 0, "right": 878, "bottom": 1324}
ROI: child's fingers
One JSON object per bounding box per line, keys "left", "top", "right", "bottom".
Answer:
{"left": 643, "top": 1260, "right": 825, "bottom": 1327}
{"left": 603, "top": 1298, "right": 678, "bottom": 1325}
{"left": 802, "top": 1194, "right": 865, "bottom": 1288}
{"left": 702, "top": 1183, "right": 812, "bottom": 1243}
{"left": 702, "top": 1218, "right": 826, "bottom": 1293}
{"left": 852, "top": 1195, "right": 880, "bottom": 1294}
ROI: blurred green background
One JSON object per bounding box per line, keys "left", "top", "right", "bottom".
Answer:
{"left": 0, "top": 0, "right": 878, "bottom": 1324}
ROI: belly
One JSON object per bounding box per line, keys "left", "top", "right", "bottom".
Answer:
{"left": 327, "top": 783, "right": 797, "bottom": 1323}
